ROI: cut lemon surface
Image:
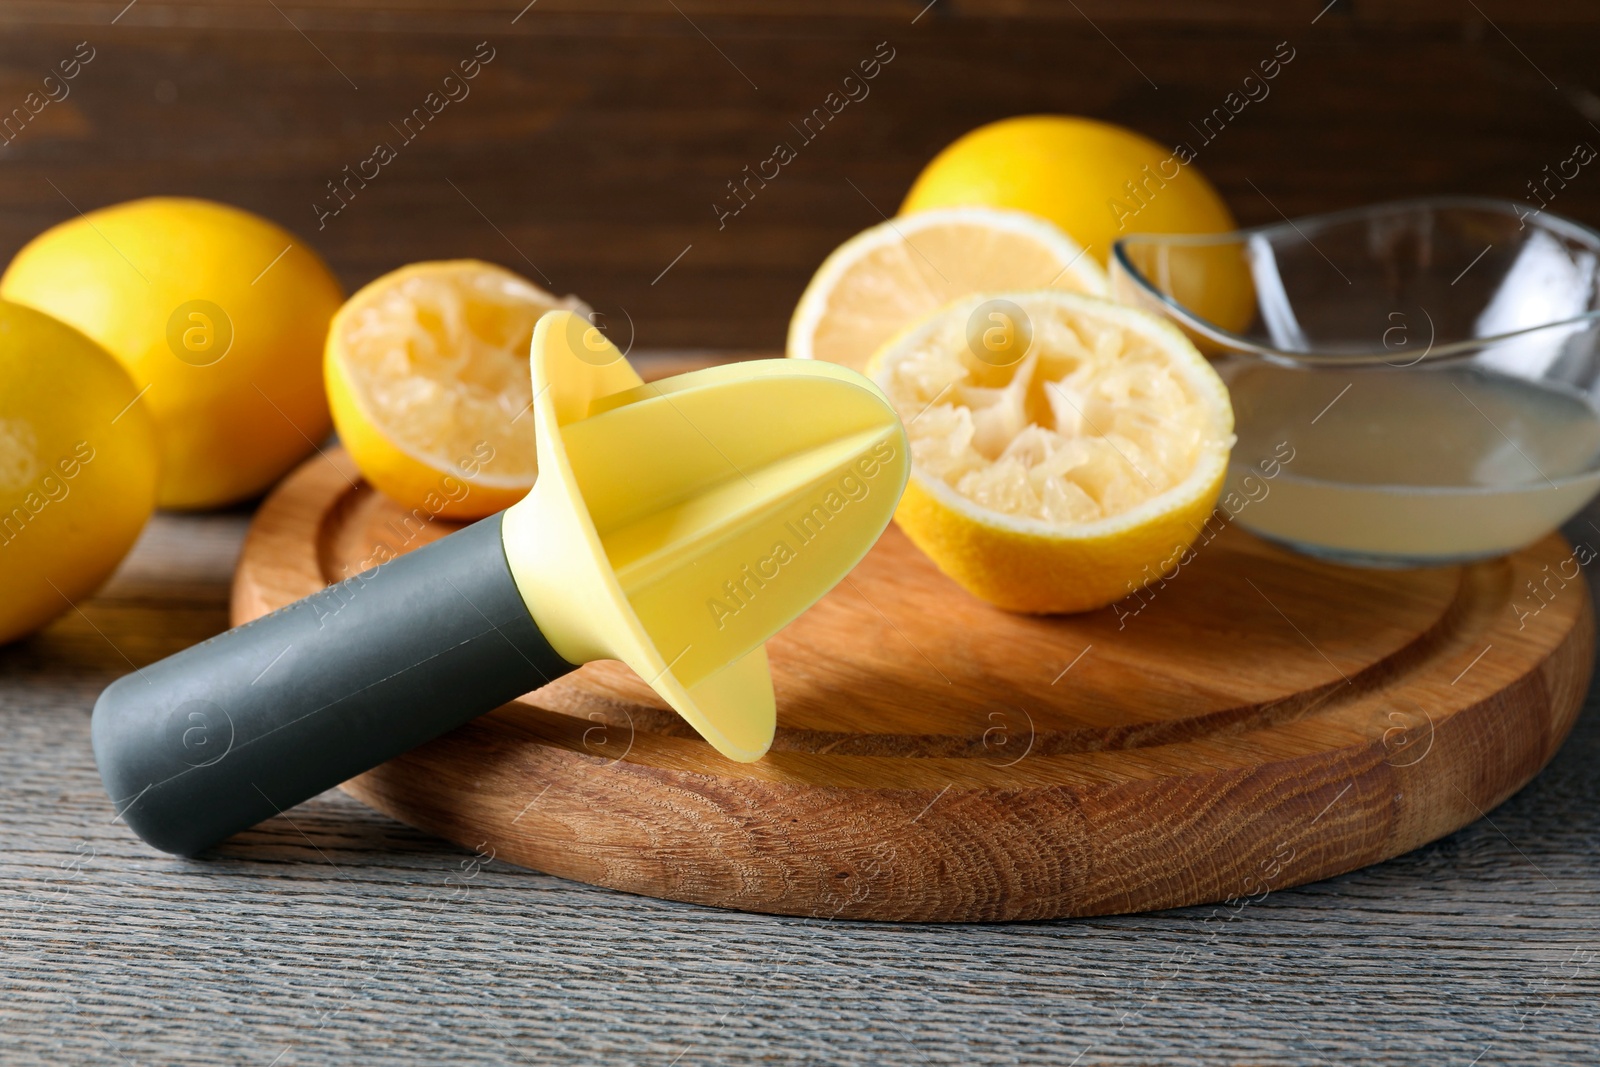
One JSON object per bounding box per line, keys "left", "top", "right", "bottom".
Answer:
{"left": 869, "top": 290, "right": 1234, "bottom": 614}
{"left": 326, "top": 260, "right": 586, "bottom": 520}
{"left": 787, "top": 207, "right": 1106, "bottom": 373}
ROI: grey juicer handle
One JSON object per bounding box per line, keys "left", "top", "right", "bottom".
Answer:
{"left": 91, "top": 512, "right": 575, "bottom": 857}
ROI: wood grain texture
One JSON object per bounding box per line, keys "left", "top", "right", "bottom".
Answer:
{"left": 0, "top": 2, "right": 1594, "bottom": 351}
{"left": 226, "top": 443, "right": 1592, "bottom": 922}
{"left": 5, "top": 499, "right": 1600, "bottom": 1063}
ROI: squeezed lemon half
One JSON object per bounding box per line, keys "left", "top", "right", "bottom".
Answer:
{"left": 870, "top": 290, "right": 1234, "bottom": 614}
{"left": 326, "top": 260, "right": 586, "bottom": 520}
{"left": 787, "top": 207, "right": 1105, "bottom": 373}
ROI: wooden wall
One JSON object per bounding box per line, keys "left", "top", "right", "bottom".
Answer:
{"left": 0, "top": 1, "right": 1596, "bottom": 348}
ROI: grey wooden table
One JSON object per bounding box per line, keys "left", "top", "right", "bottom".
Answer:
{"left": 5, "top": 503, "right": 1599, "bottom": 1065}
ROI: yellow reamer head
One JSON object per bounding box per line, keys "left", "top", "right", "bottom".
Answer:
{"left": 501, "top": 311, "right": 909, "bottom": 762}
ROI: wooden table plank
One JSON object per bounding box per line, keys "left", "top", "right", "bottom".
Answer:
{"left": 3, "top": 474, "right": 1598, "bottom": 1063}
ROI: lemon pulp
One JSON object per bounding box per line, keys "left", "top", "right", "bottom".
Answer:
{"left": 885, "top": 298, "right": 1211, "bottom": 525}
{"left": 871, "top": 290, "right": 1234, "bottom": 614}
{"left": 327, "top": 260, "right": 585, "bottom": 519}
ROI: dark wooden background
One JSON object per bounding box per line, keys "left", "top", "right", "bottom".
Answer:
{"left": 1, "top": 1, "right": 1598, "bottom": 349}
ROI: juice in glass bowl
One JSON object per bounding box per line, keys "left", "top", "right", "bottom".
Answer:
{"left": 1113, "top": 197, "right": 1600, "bottom": 566}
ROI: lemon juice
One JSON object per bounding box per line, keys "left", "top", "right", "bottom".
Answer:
{"left": 1222, "top": 362, "right": 1600, "bottom": 565}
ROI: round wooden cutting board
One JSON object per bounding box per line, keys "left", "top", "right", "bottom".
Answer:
{"left": 233, "top": 449, "right": 1593, "bottom": 922}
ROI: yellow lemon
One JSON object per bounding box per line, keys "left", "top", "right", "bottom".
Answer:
{"left": 787, "top": 206, "right": 1105, "bottom": 373}
{"left": 901, "top": 115, "right": 1237, "bottom": 265}
{"left": 0, "top": 300, "right": 159, "bottom": 644}
{"left": 325, "top": 260, "right": 586, "bottom": 521}
{"left": 0, "top": 197, "right": 343, "bottom": 510}
{"left": 869, "top": 290, "right": 1234, "bottom": 614}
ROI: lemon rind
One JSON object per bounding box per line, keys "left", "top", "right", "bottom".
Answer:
{"left": 786, "top": 206, "right": 1109, "bottom": 365}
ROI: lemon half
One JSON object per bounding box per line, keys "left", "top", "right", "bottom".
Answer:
{"left": 326, "top": 260, "right": 586, "bottom": 521}
{"left": 870, "top": 290, "right": 1234, "bottom": 614}
{"left": 787, "top": 207, "right": 1106, "bottom": 373}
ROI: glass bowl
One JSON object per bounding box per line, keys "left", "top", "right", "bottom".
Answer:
{"left": 1111, "top": 197, "right": 1600, "bottom": 567}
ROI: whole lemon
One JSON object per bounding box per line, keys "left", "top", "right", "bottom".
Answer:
{"left": 0, "top": 300, "right": 158, "bottom": 644}
{"left": 901, "top": 115, "right": 1237, "bottom": 265}
{"left": 1, "top": 197, "right": 344, "bottom": 509}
